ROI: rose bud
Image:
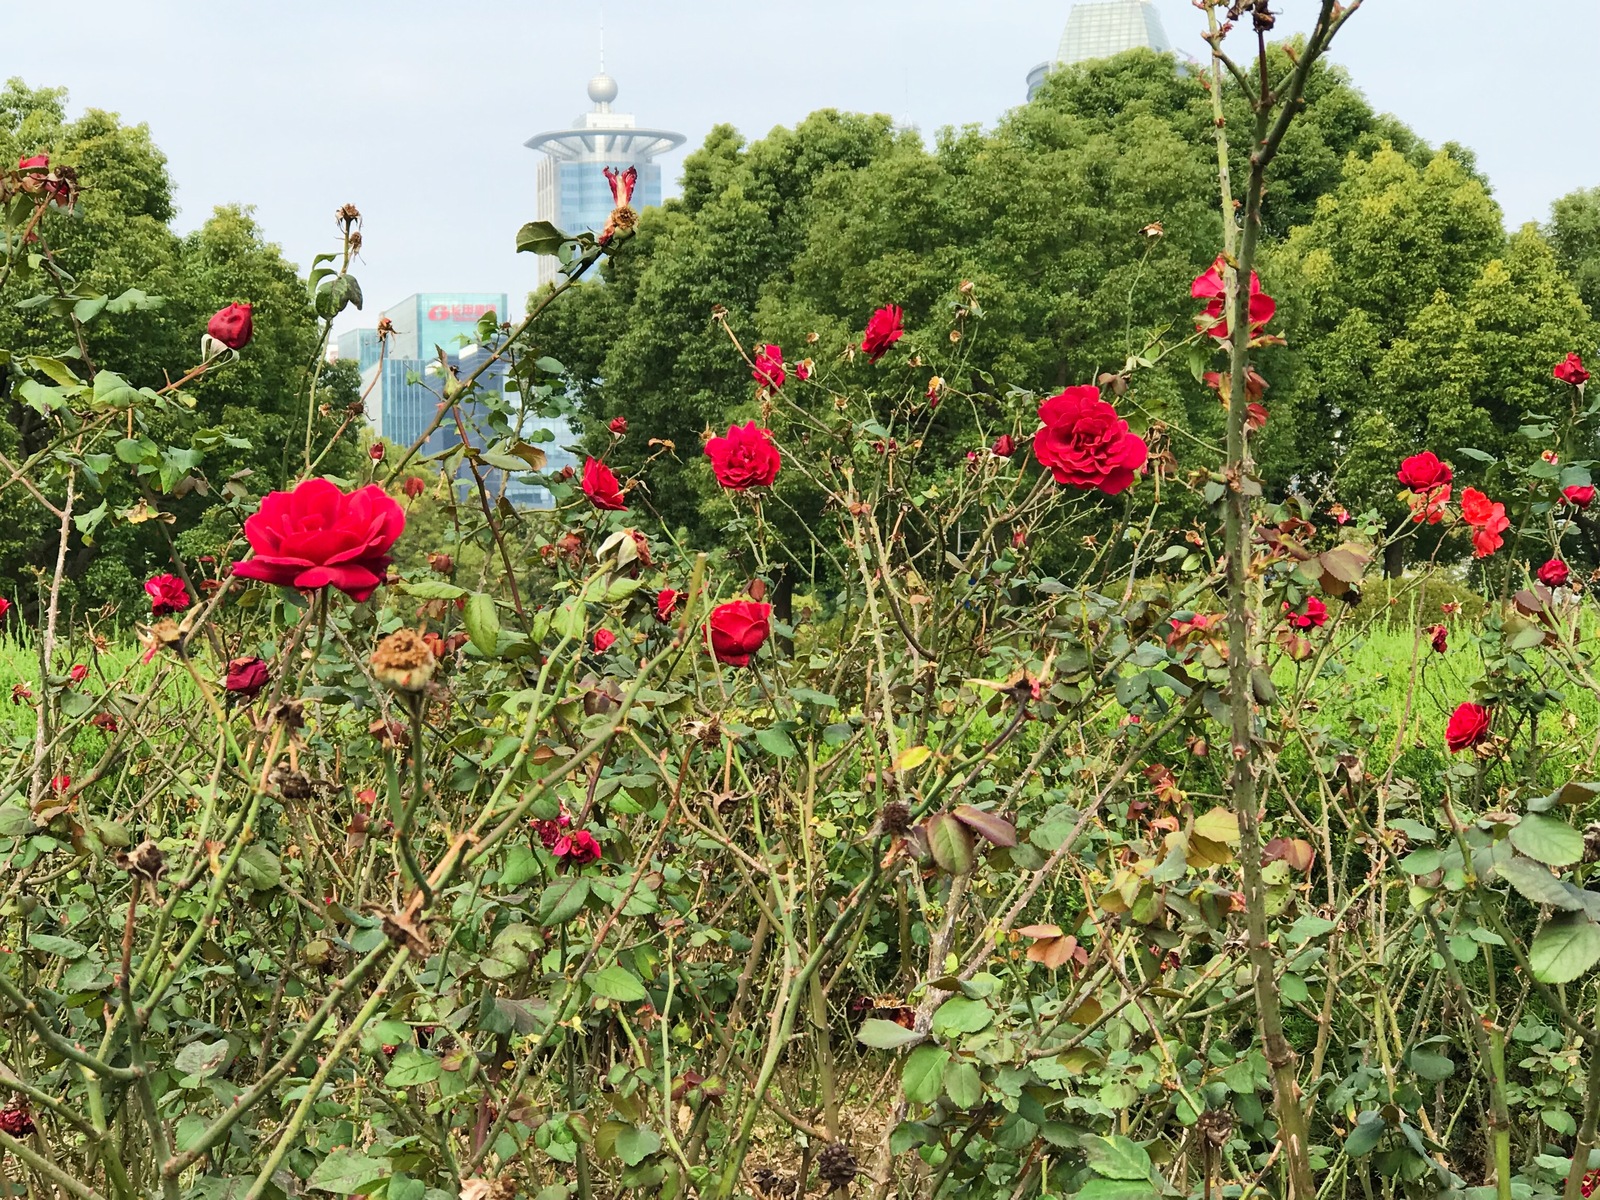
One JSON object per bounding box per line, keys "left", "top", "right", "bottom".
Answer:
{"left": 427, "top": 552, "right": 455, "bottom": 576}
{"left": 370, "top": 628, "right": 437, "bottom": 693}
{"left": 69, "top": 664, "right": 88, "bottom": 684}
{"left": 403, "top": 476, "right": 426, "bottom": 499}
{"left": 608, "top": 415, "right": 628, "bottom": 436}
{"left": 370, "top": 444, "right": 386, "bottom": 462}
{"left": 206, "top": 303, "right": 253, "bottom": 351}
{"left": 225, "top": 656, "right": 270, "bottom": 699}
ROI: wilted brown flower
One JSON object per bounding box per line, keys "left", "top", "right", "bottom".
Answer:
{"left": 371, "top": 629, "right": 437, "bottom": 693}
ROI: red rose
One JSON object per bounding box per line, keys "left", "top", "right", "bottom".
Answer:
{"left": 403, "top": 476, "right": 425, "bottom": 498}
{"left": 593, "top": 628, "right": 616, "bottom": 653}
{"left": 231, "top": 478, "right": 405, "bottom": 602}
{"left": 0, "top": 598, "right": 9, "bottom": 619}
{"left": 796, "top": 359, "right": 813, "bottom": 381}
{"left": 752, "top": 344, "right": 786, "bottom": 390}
{"left": 1460, "top": 487, "right": 1509, "bottom": 558}
{"left": 1284, "top": 597, "right": 1327, "bottom": 629}
{"left": 225, "top": 656, "right": 270, "bottom": 698}
{"left": 17, "top": 154, "right": 48, "bottom": 171}
{"left": 1565, "top": 485, "right": 1596, "bottom": 509}
{"left": 207, "top": 302, "right": 253, "bottom": 351}
{"left": 581, "top": 457, "right": 628, "bottom": 510}
{"left": 1537, "top": 558, "right": 1570, "bottom": 588}
{"left": 144, "top": 573, "right": 190, "bottom": 615}
{"left": 1445, "top": 702, "right": 1492, "bottom": 753}
{"left": 991, "top": 434, "right": 1016, "bottom": 458}
{"left": 0, "top": 1106, "right": 36, "bottom": 1138}
{"left": 68, "top": 664, "right": 88, "bottom": 684}
{"left": 553, "top": 829, "right": 602, "bottom": 865}
{"left": 706, "top": 422, "right": 781, "bottom": 490}
{"left": 1191, "top": 256, "right": 1276, "bottom": 340}
{"left": 707, "top": 600, "right": 773, "bottom": 667}
{"left": 1033, "top": 386, "right": 1148, "bottom": 496}
{"left": 656, "top": 588, "right": 679, "bottom": 623}
{"left": 369, "top": 444, "right": 386, "bottom": 463}
{"left": 1555, "top": 353, "right": 1590, "bottom": 387}
{"left": 50, "top": 774, "right": 70, "bottom": 794}
{"left": 1427, "top": 624, "right": 1448, "bottom": 654}
{"left": 608, "top": 415, "right": 628, "bottom": 435}
{"left": 861, "top": 305, "right": 904, "bottom": 363}
{"left": 1396, "top": 452, "right": 1452, "bottom": 493}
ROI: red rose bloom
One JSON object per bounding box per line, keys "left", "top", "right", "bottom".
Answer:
{"left": 608, "top": 415, "right": 628, "bottom": 436}
{"left": 1445, "top": 702, "right": 1492, "bottom": 753}
{"left": 991, "top": 434, "right": 1016, "bottom": 458}
{"left": 559, "top": 829, "right": 602, "bottom": 865}
{"left": 231, "top": 478, "right": 405, "bottom": 602}
{"left": 1396, "top": 452, "right": 1452, "bottom": 493}
{"left": 1427, "top": 624, "right": 1448, "bottom": 654}
{"left": 707, "top": 600, "right": 773, "bottom": 667}
{"left": 1191, "top": 256, "right": 1276, "bottom": 340}
{"left": 69, "top": 664, "right": 88, "bottom": 684}
{"left": 17, "top": 154, "right": 48, "bottom": 171}
{"left": 706, "top": 422, "right": 781, "bottom": 491}
{"left": 0, "top": 597, "right": 9, "bottom": 619}
{"left": 593, "top": 628, "right": 616, "bottom": 653}
{"left": 1555, "top": 353, "right": 1590, "bottom": 387}
{"left": 861, "top": 305, "right": 904, "bottom": 363}
{"left": 1537, "top": 558, "right": 1570, "bottom": 588}
{"left": 1565, "top": 485, "right": 1596, "bottom": 509}
{"left": 1460, "top": 487, "right": 1510, "bottom": 558}
{"left": 144, "top": 573, "right": 190, "bottom": 615}
{"left": 752, "top": 344, "right": 786, "bottom": 390}
{"left": 50, "top": 774, "right": 70, "bottom": 794}
{"left": 207, "top": 303, "right": 253, "bottom": 351}
{"left": 581, "top": 457, "right": 628, "bottom": 511}
{"left": 656, "top": 588, "right": 679, "bottom": 623}
{"left": 225, "top": 656, "right": 270, "bottom": 698}
{"left": 1284, "top": 597, "right": 1327, "bottom": 629}
{"left": 0, "top": 1106, "right": 36, "bottom": 1137}
{"left": 1032, "top": 386, "right": 1148, "bottom": 496}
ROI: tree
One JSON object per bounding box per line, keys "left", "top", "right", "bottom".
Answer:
{"left": 1547, "top": 186, "right": 1600, "bottom": 320}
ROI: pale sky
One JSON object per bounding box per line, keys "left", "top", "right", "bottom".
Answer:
{"left": 11, "top": 1, "right": 1598, "bottom": 332}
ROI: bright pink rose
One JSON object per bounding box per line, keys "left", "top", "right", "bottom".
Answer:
{"left": 144, "top": 573, "right": 190, "bottom": 615}
{"left": 752, "top": 344, "right": 786, "bottom": 390}
{"left": 557, "top": 829, "right": 602, "bottom": 865}
{"left": 1191, "top": 256, "right": 1276, "bottom": 340}
{"left": 861, "top": 305, "right": 904, "bottom": 363}
{"left": 1445, "top": 702, "right": 1491, "bottom": 753}
{"left": 1555, "top": 353, "right": 1590, "bottom": 387}
{"left": 581, "top": 457, "right": 628, "bottom": 511}
{"left": 231, "top": 478, "right": 405, "bottom": 602}
{"left": 707, "top": 601, "right": 773, "bottom": 667}
{"left": 0, "top": 598, "right": 10, "bottom": 619}
{"left": 1033, "top": 386, "right": 1148, "bottom": 496}
{"left": 706, "top": 422, "right": 781, "bottom": 490}
{"left": 207, "top": 303, "right": 253, "bottom": 351}
{"left": 1537, "top": 558, "right": 1570, "bottom": 588}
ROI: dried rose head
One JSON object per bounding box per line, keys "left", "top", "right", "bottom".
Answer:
{"left": 370, "top": 628, "right": 437, "bottom": 693}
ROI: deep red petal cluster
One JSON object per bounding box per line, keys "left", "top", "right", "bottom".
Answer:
{"left": 1191, "top": 256, "right": 1275, "bottom": 340}
{"left": 231, "top": 478, "right": 405, "bottom": 602}
{"left": 1032, "top": 386, "right": 1148, "bottom": 496}
{"left": 207, "top": 303, "right": 253, "bottom": 351}
{"left": 144, "top": 573, "right": 190, "bottom": 615}
{"left": 861, "top": 306, "right": 904, "bottom": 363}
{"left": 706, "top": 422, "right": 781, "bottom": 491}
{"left": 1445, "top": 702, "right": 1491, "bottom": 753}
{"left": 708, "top": 601, "right": 772, "bottom": 667}
{"left": 581, "top": 457, "right": 628, "bottom": 510}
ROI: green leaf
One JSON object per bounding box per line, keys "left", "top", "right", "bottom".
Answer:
{"left": 1084, "top": 1134, "right": 1152, "bottom": 1181}
{"left": 173, "top": 1038, "right": 231, "bottom": 1078}
{"left": 941, "top": 1060, "right": 984, "bottom": 1109}
{"left": 516, "top": 221, "right": 570, "bottom": 255}
{"left": 537, "top": 878, "right": 590, "bottom": 926}
{"left": 464, "top": 593, "right": 501, "bottom": 657}
{"left": 755, "top": 726, "right": 798, "bottom": 758}
{"left": 613, "top": 1126, "right": 661, "bottom": 1167}
{"left": 587, "top": 966, "right": 648, "bottom": 1003}
{"left": 900, "top": 1045, "right": 949, "bottom": 1104}
{"left": 236, "top": 844, "right": 282, "bottom": 890}
{"left": 952, "top": 804, "right": 1017, "bottom": 848}
{"left": 28, "top": 932, "right": 88, "bottom": 959}
{"left": 1075, "top": 1181, "right": 1157, "bottom": 1200}
{"left": 1407, "top": 1050, "right": 1455, "bottom": 1080}
{"left": 534, "top": 356, "right": 566, "bottom": 375}
{"left": 499, "top": 844, "right": 540, "bottom": 889}
{"left": 1530, "top": 916, "right": 1600, "bottom": 984}
{"left": 1455, "top": 447, "right": 1497, "bottom": 464}
{"left": 926, "top": 812, "right": 977, "bottom": 875}
{"left": 930, "top": 995, "right": 992, "bottom": 1038}
{"left": 384, "top": 1049, "right": 441, "bottom": 1087}
{"left": 1512, "top": 814, "right": 1584, "bottom": 867}
{"left": 399, "top": 581, "right": 467, "bottom": 601}
{"left": 1344, "top": 1111, "right": 1386, "bottom": 1157}
{"left": 857, "top": 1019, "right": 922, "bottom": 1050}
{"left": 1497, "top": 857, "right": 1582, "bottom": 909}
{"left": 307, "top": 1150, "right": 388, "bottom": 1194}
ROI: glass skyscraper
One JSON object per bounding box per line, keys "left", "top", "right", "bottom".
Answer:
{"left": 1027, "top": 1, "right": 1174, "bottom": 99}
{"left": 524, "top": 68, "right": 684, "bottom": 287}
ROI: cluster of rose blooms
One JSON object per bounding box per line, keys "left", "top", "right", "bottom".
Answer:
{"left": 531, "top": 810, "right": 601, "bottom": 866}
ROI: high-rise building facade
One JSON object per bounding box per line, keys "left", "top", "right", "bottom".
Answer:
{"left": 524, "top": 68, "right": 684, "bottom": 287}
{"left": 1026, "top": 0, "right": 1174, "bottom": 99}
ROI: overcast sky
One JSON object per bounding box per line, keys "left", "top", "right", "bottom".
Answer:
{"left": 11, "top": 1, "right": 1599, "bottom": 333}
